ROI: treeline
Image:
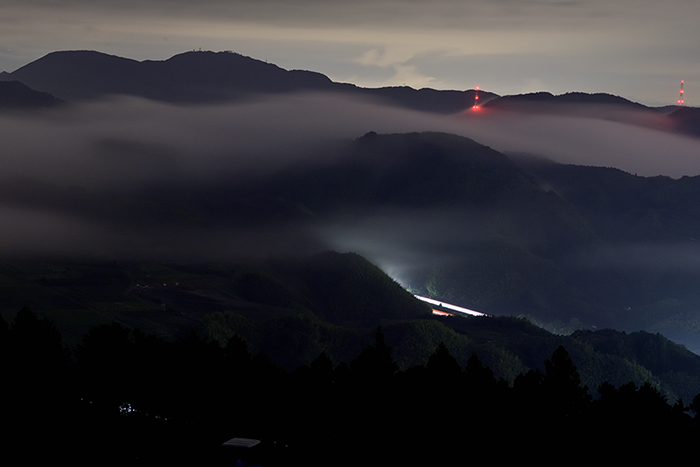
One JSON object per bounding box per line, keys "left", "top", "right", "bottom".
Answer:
{"left": 1, "top": 309, "right": 699, "bottom": 465}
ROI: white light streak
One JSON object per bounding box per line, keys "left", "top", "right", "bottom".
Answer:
{"left": 413, "top": 295, "right": 488, "bottom": 317}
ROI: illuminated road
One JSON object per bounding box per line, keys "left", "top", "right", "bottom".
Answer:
{"left": 413, "top": 295, "right": 489, "bottom": 317}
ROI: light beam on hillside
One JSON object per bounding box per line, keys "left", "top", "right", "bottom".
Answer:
{"left": 414, "top": 295, "right": 488, "bottom": 317}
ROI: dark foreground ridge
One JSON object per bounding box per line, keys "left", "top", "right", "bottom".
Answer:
{"left": 2, "top": 309, "right": 698, "bottom": 466}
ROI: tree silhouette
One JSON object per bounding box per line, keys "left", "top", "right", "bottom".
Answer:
{"left": 542, "top": 345, "right": 591, "bottom": 417}
{"left": 350, "top": 326, "right": 398, "bottom": 381}
{"left": 426, "top": 341, "right": 461, "bottom": 380}
{"left": 464, "top": 354, "right": 497, "bottom": 386}
{"left": 9, "top": 307, "right": 66, "bottom": 368}
{"left": 75, "top": 321, "right": 134, "bottom": 407}
{"left": 224, "top": 332, "right": 252, "bottom": 375}
{"left": 309, "top": 351, "right": 334, "bottom": 384}
{"left": 4, "top": 308, "right": 70, "bottom": 464}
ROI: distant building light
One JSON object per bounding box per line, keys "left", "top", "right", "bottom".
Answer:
{"left": 432, "top": 309, "right": 453, "bottom": 317}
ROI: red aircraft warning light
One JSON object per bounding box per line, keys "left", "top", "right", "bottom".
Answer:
{"left": 472, "top": 86, "right": 480, "bottom": 110}
{"left": 678, "top": 80, "right": 685, "bottom": 105}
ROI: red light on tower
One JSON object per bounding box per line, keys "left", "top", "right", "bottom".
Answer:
{"left": 678, "top": 80, "right": 685, "bottom": 105}
{"left": 472, "top": 86, "right": 480, "bottom": 110}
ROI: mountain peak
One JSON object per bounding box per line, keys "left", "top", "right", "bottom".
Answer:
{"left": 19, "top": 50, "right": 140, "bottom": 72}
{"left": 3, "top": 49, "right": 337, "bottom": 103}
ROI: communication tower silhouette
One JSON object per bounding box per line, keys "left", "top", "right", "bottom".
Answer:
{"left": 678, "top": 80, "right": 685, "bottom": 105}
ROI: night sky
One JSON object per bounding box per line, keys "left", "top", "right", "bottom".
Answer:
{"left": 2, "top": 0, "right": 698, "bottom": 106}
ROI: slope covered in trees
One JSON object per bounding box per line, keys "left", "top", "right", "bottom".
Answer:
{"left": 3, "top": 250, "right": 700, "bottom": 401}
{"left": 516, "top": 157, "right": 700, "bottom": 348}
{"left": 3, "top": 129, "right": 700, "bottom": 349}
{"left": 2, "top": 308, "right": 699, "bottom": 465}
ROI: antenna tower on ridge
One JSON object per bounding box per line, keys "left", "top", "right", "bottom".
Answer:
{"left": 678, "top": 80, "right": 685, "bottom": 106}
{"left": 472, "top": 86, "right": 480, "bottom": 110}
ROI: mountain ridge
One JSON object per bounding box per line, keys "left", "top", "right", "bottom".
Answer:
{"left": 5, "top": 48, "right": 698, "bottom": 138}
{"left": 0, "top": 49, "right": 492, "bottom": 112}
{"left": 484, "top": 91, "right": 652, "bottom": 110}
{"left": 0, "top": 80, "right": 65, "bottom": 109}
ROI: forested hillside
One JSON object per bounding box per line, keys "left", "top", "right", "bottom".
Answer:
{"left": 3, "top": 250, "right": 700, "bottom": 402}
{"left": 516, "top": 157, "right": 700, "bottom": 348}
{"left": 2, "top": 307, "right": 699, "bottom": 465}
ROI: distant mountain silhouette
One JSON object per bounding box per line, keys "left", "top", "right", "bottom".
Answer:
{"left": 0, "top": 50, "right": 493, "bottom": 112}
{"left": 4, "top": 49, "right": 699, "bottom": 134}
{"left": 0, "top": 81, "right": 64, "bottom": 109}
{"left": 351, "top": 85, "right": 494, "bottom": 114}
{"left": 483, "top": 91, "right": 652, "bottom": 111}
{"left": 481, "top": 91, "right": 694, "bottom": 134}
{"left": 0, "top": 50, "right": 331, "bottom": 103}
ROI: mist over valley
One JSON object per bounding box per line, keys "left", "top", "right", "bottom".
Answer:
{"left": 3, "top": 50, "right": 700, "bottom": 400}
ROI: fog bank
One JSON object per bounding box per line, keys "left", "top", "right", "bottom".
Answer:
{"left": 1, "top": 93, "right": 699, "bottom": 261}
